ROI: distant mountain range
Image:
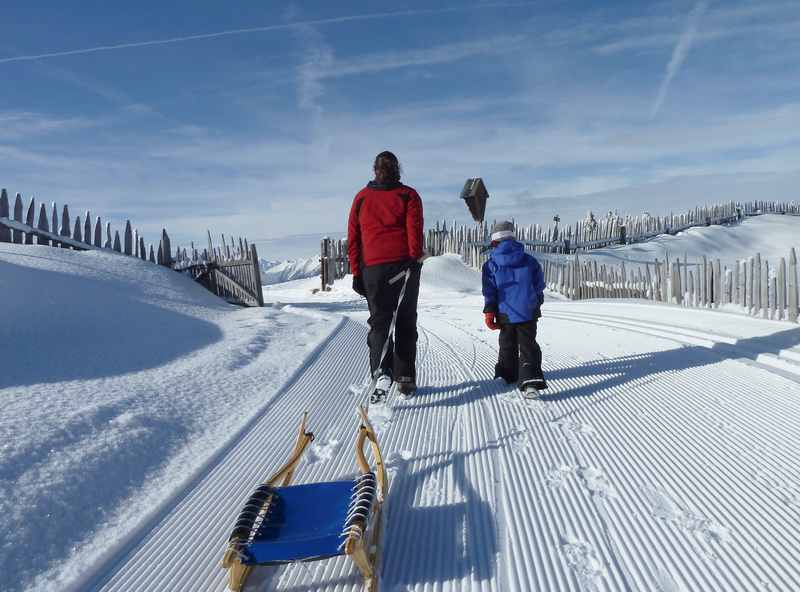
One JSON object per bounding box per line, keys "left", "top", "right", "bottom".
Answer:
{"left": 259, "top": 257, "right": 321, "bottom": 285}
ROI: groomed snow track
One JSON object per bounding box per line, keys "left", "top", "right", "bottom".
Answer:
{"left": 80, "top": 295, "right": 800, "bottom": 592}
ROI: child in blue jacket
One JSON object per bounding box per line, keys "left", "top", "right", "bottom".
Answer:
{"left": 482, "top": 221, "right": 548, "bottom": 396}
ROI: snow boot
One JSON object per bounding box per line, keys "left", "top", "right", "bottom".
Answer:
{"left": 370, "top": 374, "right": 393, "bottom": 405}
{"left": 520, "top": 378, "right": 548, "bottom": 398}
{"left": 396, "top": 376, "right": 416, "bottom": 397}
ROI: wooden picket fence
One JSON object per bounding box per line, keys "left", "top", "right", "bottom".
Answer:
{"left": 0, "top": 188, "right": 264, "bottom": 307}
{"left": 541, "top": 249, "right": 799, "bottom": 322}
{"left": 320, "top": 237, "right": 350, "bottom": 291}
{"left": 427, "top": 199, "right": 800, "bottom": 267}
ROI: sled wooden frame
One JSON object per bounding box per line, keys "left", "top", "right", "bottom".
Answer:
{"left": 221, "top": 407, "right": 387, "bottom": 592}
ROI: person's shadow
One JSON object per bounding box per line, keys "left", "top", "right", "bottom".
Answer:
{"left": 380, "top": 443, "right": 498, "bottom": 587}
{"left": 538, "top": 326, "right": 800, "bottom": 411}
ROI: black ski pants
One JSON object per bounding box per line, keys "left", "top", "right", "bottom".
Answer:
{"left": 495, "top": 318, "right": 544, "bottom": 386}
{"left": 362, "top": 260, "right": 421, "bottom": 379}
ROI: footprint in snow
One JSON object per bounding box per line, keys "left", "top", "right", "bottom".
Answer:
{"left": 385, "top": 449, "right": 413, "bottom": 471}
{"left": 509, "top": 425, "right": 533, "bottom": 453}
{"left": 304, "top": 436, "right": 341, "bottom": 466}
{"left": 655, "top": 567, "right": 686, "bottom": 592}
{"left": 420, "top": 475, "right": 447, "bottom": 506}
{"left": 561, "top": 537, "right": 607, "bottom": 592}
{"left": 644, "top": 487, "right": 730, "bottom": 548}
{"left": 498, "top": 391, "right": 524, "bottom": 406}
{"left": 579, "top": 466, "right": 618, "bottom": 501}
{"left": 550, "top": 418, "right": 595, "bottom": 442}
{"left": 546, "top": 464, "right": 576, "bottom": 489}
{"left": 368, "top": 404, "right": 393, "bottom": 436}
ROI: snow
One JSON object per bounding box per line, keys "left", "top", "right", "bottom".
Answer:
{"left": 0, "top": 244, "right": 336, "bottom": 592}
{"left": 558, "top": 214, "right": 800, "bottom": 269}
{"left": 3, "top": 241, "right": 800, "bottom": 592}
{"left": 259, "top": 257, "right": 320, "bottom": 285}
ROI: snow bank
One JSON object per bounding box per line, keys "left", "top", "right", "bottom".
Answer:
{"left": 420, "top": 254, "right": 482, "bottom": 295}
{"left": 0, "top": 243, "right": 335, "bottom": 592}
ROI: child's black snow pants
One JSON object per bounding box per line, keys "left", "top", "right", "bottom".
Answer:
{"left": 362, "top": 260, "right": 421, "bottom": 380}
{"left": 495, "top": 318, "right": 543, "bottom": 386}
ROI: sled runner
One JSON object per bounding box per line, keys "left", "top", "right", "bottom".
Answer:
{"left": 221, "top": 407, "right": 388, "bottom": 592}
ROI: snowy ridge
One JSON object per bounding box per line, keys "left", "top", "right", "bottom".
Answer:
{"left": 259, "top": 257, "right": 320, "bottom": 285}
{"left": 567, "top": 214, "right": 800, "bottom": 269}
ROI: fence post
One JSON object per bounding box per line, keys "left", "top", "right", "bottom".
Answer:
{"left": 250, "top": 244, "right": 265, "bottom": 306}
{"left": 0, "top": 189, "right": 10, "bottom": 243}
{"left": 789, "top": 248, "right": 798, "bottom": 323}
{"left": 770, "top": 272, "right": 777, "bottom": 320}
{"left": 674, "top": 260, "right": 683, "bottom": 304}
{"left": 124, "top": 221, "right": 133, "bottom": 255}
{"left": 320, "top": 238, "right": 329, "bottom": 291}
{"left": 13, "top": 194, "right": 24, "bottom": 243}
{"left": 778, "top": 257, "right": 786, "bottom": 320}
{"left": 37, "top": 203, "right": 51, "bottom": 246}
{"left": 84, "top": 212, "right": 92, "bottom": 246}
{"left": 25, "top": 197, "right": 35, "bottom": 245}
{"left": 754, "top": 253, "right": 762, "bottom": 316}
{"left": 701, "top": 256, "right": 708, "bottom": 307}
{"left": 761, "top": 260, "right": 770, "bottom": 319}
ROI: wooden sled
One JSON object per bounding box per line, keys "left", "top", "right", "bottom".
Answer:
{"left": 221, "top": 407, "right": 387, "bottom": 591}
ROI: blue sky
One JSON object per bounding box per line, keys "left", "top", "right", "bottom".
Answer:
{"left": 1, "top": 1, "right": 799, "bottom": 258}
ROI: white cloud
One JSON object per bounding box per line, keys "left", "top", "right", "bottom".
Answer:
{"left": 313, "top": 35, "right": 528, "bottom": 79}
{"left": 651, "top": 1, "right": 708, "bottom": 118}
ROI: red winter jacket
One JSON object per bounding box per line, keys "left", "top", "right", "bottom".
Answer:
{"left": 347, "top": 181, "right": 424, "bottom": 275}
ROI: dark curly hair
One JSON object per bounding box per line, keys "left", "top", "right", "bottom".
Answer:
{"left": 373, "top": 151, "right": 401, "bottom": 184}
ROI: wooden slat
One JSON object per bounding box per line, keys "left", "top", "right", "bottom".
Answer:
{"left": 37, "top": 202, "right": 50, "bottom": 246}
{"left": 25, "top": 197, "right": 35, "bottom": 245}
{"left": 789, "top": 248, "right": 798, "bottom": 323}
{"left": 13, "top": 194, "right": 24, "bottom": 243}
{"left": 0, "top": 189, "right": 9, "bottom": 243}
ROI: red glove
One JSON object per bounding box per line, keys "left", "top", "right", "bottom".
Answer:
{"left": 484, "top": 312, "right": 499, "bottom": 330}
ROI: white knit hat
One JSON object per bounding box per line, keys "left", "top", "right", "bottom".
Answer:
{"left": 490, "top": 220, "right": 515, "bottom": 242}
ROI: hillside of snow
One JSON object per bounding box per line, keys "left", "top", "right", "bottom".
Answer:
{"left": 0, "top": 244, "right": 337, "bottom": 592}
{"left": 560, "top": 214, "right": 800, "bottom": 268}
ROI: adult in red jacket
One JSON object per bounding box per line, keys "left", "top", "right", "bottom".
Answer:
{"left": 348, "top": 151, "right": 424, "bottom": 400}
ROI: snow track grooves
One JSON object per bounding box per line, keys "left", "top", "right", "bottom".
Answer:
{"left": 424, "top": 310, "right": 800, "bottom": 592}
{"left": 547, "top": 309, "right": 800, "bottom": 382}
{"left": 89, "top": 317, "right": 370, "bottom": 592}
{"left": 85, "top": 295, "right": 800, "bottom": 592}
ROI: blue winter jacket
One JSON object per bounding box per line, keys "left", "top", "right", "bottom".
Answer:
{"left": 482, "top": 239, "right": 545, "bottom": 323}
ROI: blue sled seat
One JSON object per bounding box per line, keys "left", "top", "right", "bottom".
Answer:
{"left": 235, "top": 473, "right": 377, "bottom": 565}
{"left": 222, "top": 409, "right": 387, "bottom": 592}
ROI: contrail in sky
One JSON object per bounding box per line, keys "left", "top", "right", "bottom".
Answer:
{"left": 0, "top": 3, "right": 535, "bottom": 65}
{"left": 650, "top": 1, "right": 708, "bottom": 118}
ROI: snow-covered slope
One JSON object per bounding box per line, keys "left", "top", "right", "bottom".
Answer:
{"left": 0, "top": 244, "right": 337, "bottom": 592}
{"left": 562, "top": 214, "right": 800, "bottom": 268}
{"left": 4, "top": 248, "right": 800, "bottom": 592}
{"left": 259, "top": 257, "right": 320, "bottom": 285}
